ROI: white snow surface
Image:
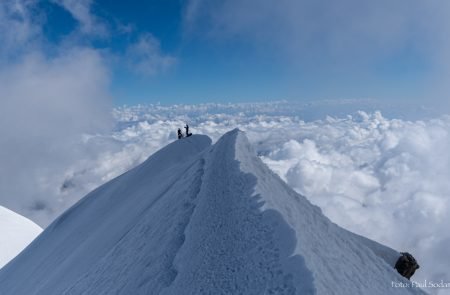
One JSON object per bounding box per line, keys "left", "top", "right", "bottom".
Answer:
{"left": 0, "top": 130, "right": 425, "bottom": 295}
{"left": 0, "top": 206, "right": 42, "bottom": 269}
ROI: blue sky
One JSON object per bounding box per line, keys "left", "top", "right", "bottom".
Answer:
{"left": 2, "top": 0, "right": 450, "bottom": 106}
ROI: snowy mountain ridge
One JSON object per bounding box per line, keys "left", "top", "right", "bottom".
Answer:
{"left": 0, "top": 129, "right": 425, "bottom": 294}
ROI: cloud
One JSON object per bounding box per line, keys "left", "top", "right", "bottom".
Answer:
{"left": 183, "top": 0, "right": 408, "bottom": 57}
{"left": 0, "top": 0, "right": 179, "bottom": 226}
{"left": 52, "top": 1, "right": 175, "bottom": 77}
{"left": 0, "top": 0, "right": 42, "bottom": 58}
{"left": 0, "top": 0, "right": 113, "bottom": 225}
{"left": 259, "top": 111, "right": 450, "bottom": 293}
{"left": 52, "top": 0, "right": 108, "bottom": 37}
{"left": 184, "top": 0, "right": 448, "bottom": 57}
{"left": 183, "top": 0, "right": 450, "bottom": 105}
{"left": 0, "top": 49, "right": 113, "bottom": 225}
{"left": 125, "top": 33, "right": 177, "bottom": 76}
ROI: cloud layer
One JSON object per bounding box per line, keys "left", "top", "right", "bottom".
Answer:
{"left": 4, "top": 102, "right": 443, "bottom": 291}
{"left": 116, "top": 105, "right": 450, "bottom": 293}
{"left": 1, "top": 98, "right": 448, "bottom": 291}
{"left": 260, "top": 111, "right": 450, "bottom": 291}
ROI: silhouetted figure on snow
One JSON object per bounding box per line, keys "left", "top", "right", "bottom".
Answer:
{"left": 177, "top": 128, "right": 183, "bottom": 139}
{"left": 184, "top": 124, "right": 192, "bottom": 137}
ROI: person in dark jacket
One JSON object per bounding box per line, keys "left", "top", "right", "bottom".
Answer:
{"left": 184, "top": 124, "right": 192, "bottom": 137}
{"left": 177, "top": 128, "right": 183, "bottom": 139}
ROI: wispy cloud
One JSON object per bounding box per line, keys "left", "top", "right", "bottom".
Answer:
{"left": 0, "top": 0, "right": 42, "bottom": 58}
{"left": 183, "top": 0, "right": 440, "bottom": 60}
{"left": 125, "top": 33, "right": 177, "bottom": 76}
{"left": 52, "top": 0, "right": 108, "bottom": 37}
{"left": 183, "top": 0, "right": 450, "bottom": 105}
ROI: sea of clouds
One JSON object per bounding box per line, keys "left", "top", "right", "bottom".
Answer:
{"left": 0, "top": 101, "right": 449, "bottom": 292}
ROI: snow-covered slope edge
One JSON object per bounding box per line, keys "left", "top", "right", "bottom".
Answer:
{"left": 0, "top": 206, "right": 42, "bottom": 269}
{"left": 0, "top": 134, "right": 212, "bottom": 295}
{"left": 0, "top": 130, "right": 425, "bottom": 295}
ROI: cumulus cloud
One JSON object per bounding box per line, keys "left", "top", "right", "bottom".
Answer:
{"left": 0, "top": 0, "right": 179, "bottom": 226}
{"left": 125, "top": 33, "right": 177, "bottom": 76}
{"left": 257, "top": 111, "right": 450, "bottom": 293}
{"left": 0, "top": 0, "right": 112, "bottom": 225}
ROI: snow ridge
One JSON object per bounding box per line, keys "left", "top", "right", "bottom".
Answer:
{"left": 0, "top": 130, "right": 426, "bottom": 295}
{"left": 162, "top": 129, "right": 315, "bottom": 294}
{"left": 64, "top": 157, "right": 207, "bottom": 295}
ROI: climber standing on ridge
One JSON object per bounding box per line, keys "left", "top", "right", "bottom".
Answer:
{"left": 177, "top": 128, "right": 183, "bottom": 139}
{"left": 185, "top": 124, "right": 192, "bottom": 137}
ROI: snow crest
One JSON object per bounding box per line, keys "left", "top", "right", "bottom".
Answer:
{"left": 0, "top": 131, "right": 426, "bottom": 295}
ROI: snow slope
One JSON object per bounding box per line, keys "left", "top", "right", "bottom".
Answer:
{"left": 0, "top": 130, "right": 426, "bottom": 294}
{"left": 0, "top": 206, "right": 42, "bottom": 268}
